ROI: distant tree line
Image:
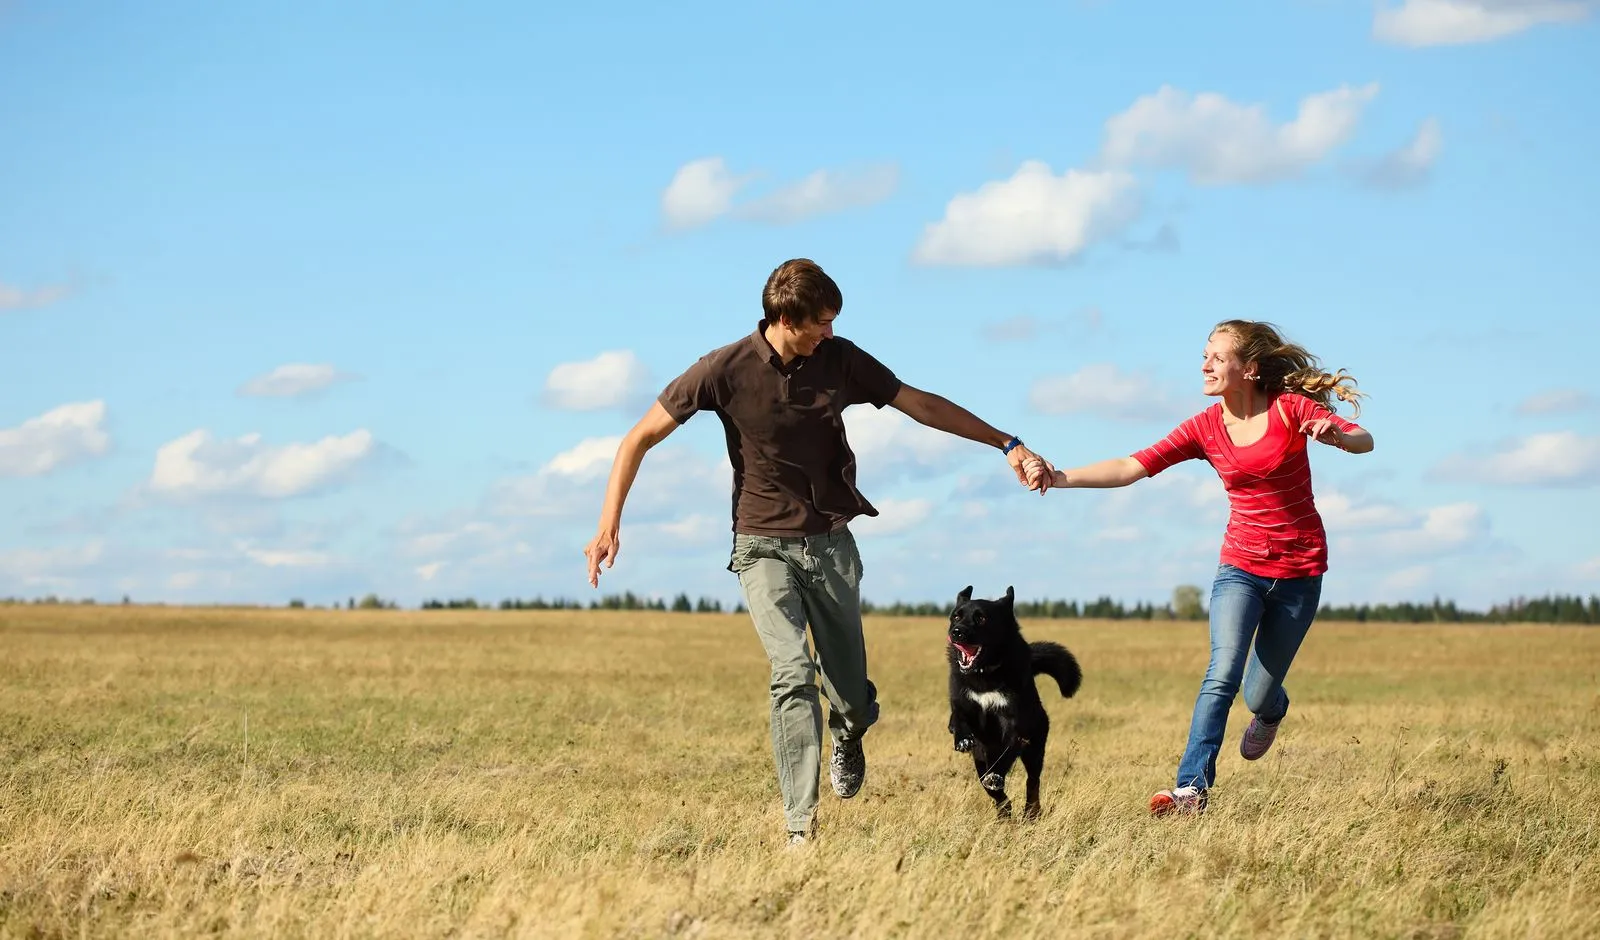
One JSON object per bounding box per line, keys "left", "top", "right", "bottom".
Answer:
{"left": 857, "top": 591, "right": 1599, "bottom": 625}
{"left": 6, "top": 589, "right": 1596, "bottom": 625}
{"left": 403, "top": 588, "right": 1600, "bottom": 624}
{"left": 420, "top": 592, "right": 736, "bottom": 613}
{"left": 0, "top": 595, "right": 134, "bottom": 606}
{"left": 1317, "top": 594, "right": 1600, "bottom": 624}
{"left": 860, "top": 596, "right": 1195, "bottom": 620}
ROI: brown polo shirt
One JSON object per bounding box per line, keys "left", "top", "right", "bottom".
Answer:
{"left": 658, "top": 322, "right": 904, "bottom": 537}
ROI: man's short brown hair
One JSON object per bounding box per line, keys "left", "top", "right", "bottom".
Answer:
{"left": 762, "top": 258, "right": 843, "bottom": 327}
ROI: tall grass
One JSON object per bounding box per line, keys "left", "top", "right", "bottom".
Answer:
{"left": 1, "top": 605, "right": 1596, "bottom": 938}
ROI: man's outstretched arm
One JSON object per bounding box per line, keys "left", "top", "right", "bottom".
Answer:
{"left": 583, "top": 401, "right": 681, "bottom": 586}
{"left": 890, "top": 384, "right": 1051, "bottom": 490}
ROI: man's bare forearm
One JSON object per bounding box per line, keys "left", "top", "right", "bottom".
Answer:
{"left": 595, "top": 402, "right": 680, "bottom": 532}
{"left": 895, "top": 386, "right": 1013, "bottom": 449}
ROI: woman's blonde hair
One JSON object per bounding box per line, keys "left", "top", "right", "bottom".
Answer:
{"left": 1212, "top": 319, "right": 1366, "bottom": 417}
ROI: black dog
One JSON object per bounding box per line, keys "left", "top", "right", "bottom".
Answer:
{"left": 947, "top": 585, "right": 1082, "bottom": 819}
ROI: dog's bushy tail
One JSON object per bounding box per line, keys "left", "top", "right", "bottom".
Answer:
{"left": 1029, "top": 641, "right": 1082, "bottom": 698}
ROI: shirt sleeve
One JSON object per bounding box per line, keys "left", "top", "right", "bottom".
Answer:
{"left": 657, "top": 355, "right": 722, "bottom": 424}
{"left": 1280, "top": 392, "right": 1362, "bottom": 435}
{"left": 838, "top": 339, "right": 903, "bottom": 409}
{"left": 1132, "top": 415, "right": 1206, "bottom": 478}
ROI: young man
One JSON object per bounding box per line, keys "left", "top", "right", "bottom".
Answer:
{"left": 582, "top": 258, "right": 1052, "bottom": 845}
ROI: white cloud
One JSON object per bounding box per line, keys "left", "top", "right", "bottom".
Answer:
{"left": 627, "top": 513, "right": 727, "bottom": 552}
{"left": 1379, "top": 564, "right": 1435, "bottom": 593}
{"left": 487, "top": 436, "right": 728, "bottom": 520}
{"left": 644, "top": 513, "right": 724, "bottom": 544}
{"left": 982, "top": 307, "right": 1105, "bottom": 343}
{"left": 843, "top": 406, "right": 966, "bottom": 472}
{"left": 0, "top": 401, "right": 111, "bottom": 477}
{"left": 148, "top": 428, "right": 378, "bottom": 499}
{"left": 542, "top": 350, "right": 648, "bottom": 411}
{"left": 1358, "top": 502, "right": 1488, "bottom": 557}
{"left": 736, "top": 164, "right": 899, "bottom": 225}
{"left": 1373, "top": 0, "right": 1595, "bottom": 46}
{"left": 661, "top": 157, "right": 754, "bottom": 230}
{"left": 543, "top": 435, "right": 621, "bottom": 481}
{"left": 1516, "top": 388, "right": 1595, "bottom": 415}
{"left": 241, "top": 546, "right": 335, "bottom": 568}
{"left": 1431, "top": 432, "right": 1600, "bottom": 486}
{"left": 850, "top": 498, "right": 935, "bottom": 538}
{"left": 237, "top": 363, "right": 357, "bottom": 398}
{"left": 1359, "top": 117, "right": 1443, "bottom": 189}
{"left": 1096, "top": 469, "right": 1229, "bottom": 527}
{"left": 0, "top": 279, "right": 71, "bottom": 312}
{"left": 389, "top": 513, "right": 555, "bottom": 594}
{"left": 1099, "top": 83, "right": 1380, "bottom": 184}
{"left": 912, "top": 163, "right": 1141, "bottom": 267}
{"left": 1577, "top": 556, "right": 1600, "bottom": 579}
{"left": 1028, "top": 363, "right": 1190, "bottom": 423}
{"left": 1317, "top": 489, "right": 1417, "bottom": 531}
{"left": 661, "top": 158, "right": 897, "bottom": 231}
{"left": 0, "top": 541, "right": 106, "bottom": 587}
{"left": 167, "top": 571, "right": 203, "bottom": 590}
{"left": 398, "top": 518, "right": 522, "bottom": 560}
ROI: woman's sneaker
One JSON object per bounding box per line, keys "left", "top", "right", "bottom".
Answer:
{"left": 1239, "top": 715, "right": 1281, "bottom": 760}
{"left": 1149, "top": 786, "right": 1207, "bottom": 816}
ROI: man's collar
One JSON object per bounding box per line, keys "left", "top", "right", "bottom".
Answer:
{"left": 751, "top": 319, "right": 808, "bottom": 369}
{"left": 748, "top": 320, "right": 778, "bottom": 363}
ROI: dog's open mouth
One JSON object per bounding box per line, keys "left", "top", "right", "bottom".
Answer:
{"left": 951, "top": 639, "right": 981, "bottom": 671}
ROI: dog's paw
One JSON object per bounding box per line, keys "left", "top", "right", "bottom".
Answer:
{"left": 981, "top": 772, "right": 1006, "bottom": 790}
{"left": 953, "top": 736, "right": 975, "bottom": 753}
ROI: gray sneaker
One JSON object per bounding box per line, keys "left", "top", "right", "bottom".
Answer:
{"left": 786, "top": 831, "right": 809, "bottom": 849}
{"left": 829, "top": 738, "right": 865, "bottom": 798}
{"left": 1240, "top": 715, "right": 1281, "bottom": 760}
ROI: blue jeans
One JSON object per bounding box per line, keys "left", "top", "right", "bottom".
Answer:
{"left": 1175, "top": 564, "right": 1323, "bottom": 791}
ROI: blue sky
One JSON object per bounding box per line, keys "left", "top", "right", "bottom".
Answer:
{"left": 3, "top": 0, "right": 1597, "bottom": 610}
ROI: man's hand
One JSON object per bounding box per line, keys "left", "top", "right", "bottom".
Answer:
{"left": 1022, "top": 455, "right": 1058, "bottom": 492}
{"left": 1007, "top": 443, "right": 1054, "bottom": 492}
{"left": 583, "top": 528, "right": 620, "bottom": 588}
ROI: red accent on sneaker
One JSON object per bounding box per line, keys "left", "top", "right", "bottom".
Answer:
{"left": 1149, "top": 787, "right": 1207, "bottom": 817}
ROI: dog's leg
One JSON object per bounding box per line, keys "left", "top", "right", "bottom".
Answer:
{"left": 972, "top": 750, "right": 1011, "bottom": 818}
{"left": 980, "top": 744, "right": 1024, "bottom": 820}
{"left": 1021, "top": 735, "right": 1047, "bottom": 820}
{"left": 949, "top": 710, "right": 976, "bottom": 753}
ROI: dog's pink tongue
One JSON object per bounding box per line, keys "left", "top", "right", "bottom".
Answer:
{"left": 952, "top": 641, "right": 978, "bottom": 663}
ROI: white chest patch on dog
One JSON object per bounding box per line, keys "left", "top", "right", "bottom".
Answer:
{"left": 967, "top": 689, "right": 1010, "bottom": 712}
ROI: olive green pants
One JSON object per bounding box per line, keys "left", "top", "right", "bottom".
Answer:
{"left": 730, "top": 527, "right": 880, "bottom": 833}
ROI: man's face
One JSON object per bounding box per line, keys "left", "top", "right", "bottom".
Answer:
{"left": 784, "top": 309, "right": 836, "bottom": 356}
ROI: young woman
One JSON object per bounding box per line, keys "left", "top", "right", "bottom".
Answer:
{"left": 1031, "top": 320, "right": 1373, "bottom": 815}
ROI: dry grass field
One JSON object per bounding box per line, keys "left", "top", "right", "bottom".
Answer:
{"left": 1, "top": 604, "right": 1597, "bottom": 939}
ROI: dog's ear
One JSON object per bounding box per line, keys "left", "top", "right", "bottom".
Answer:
{"left": 956, "top": 585, "right": 973, "bottom": 605}
{"left": 1004, "top": 586, "right": 1015, "bottom": 608}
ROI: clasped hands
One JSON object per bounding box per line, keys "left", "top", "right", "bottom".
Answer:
{"left": 1005, "top": 443, "right": 1058, "bottom": 494}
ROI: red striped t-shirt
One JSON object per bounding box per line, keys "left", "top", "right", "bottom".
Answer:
{"left": 1131, "top": 393, "right": 1363, "bottom": 578}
